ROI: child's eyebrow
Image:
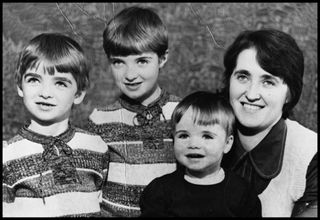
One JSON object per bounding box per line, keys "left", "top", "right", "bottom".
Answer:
{"left": 24, "top": 72, "right": 40, "bottom": 79}
{"left": 54, "top": 76, "right": 73, "bottom": 84}
{"left": 136, "top": 56, "right": 152, "bottom": 60}
{"left": 109, "top": 57, "right": 123, "bottom": 60}
{"left": 174, "top": 130, "right": 187, "bottom": 134}
{"left": 233, "top": 69, "right": 250, "bottom": 75}
{"left": 202, "top": 130, "right": 217, "bottom": 136}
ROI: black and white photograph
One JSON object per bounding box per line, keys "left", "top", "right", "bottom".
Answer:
{"left": 2, "top": 2, "right": 317, "bottom": 217}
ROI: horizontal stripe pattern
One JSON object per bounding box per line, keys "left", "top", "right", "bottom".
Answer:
{"left": 101, "top": 199, "right": 141, "bottom": 217}
{"left": 3, "top": 132, "right": 108, "bottom": 163}
{"left": 109, "top": 141, "right": 176, "bottom": 164}
{"left": 3, "top": 191, "right": 101, "bottom": 217}
{"left": 89, "top": 121, "right": 173, "bottom": 143}
{"left": 3, "top": 169, "right": 107, "bottom": 199}
{"left": 104, "top": 181, "right": 144, "bottom": 207}
{"left": 3, "top": 138, "right": 43, "bottom": 163}
{"left": 90, "top": 101, "right": 178, "bottom": 126}
{"left": 90, "top": 107, "right": 136, "bottom": 126}
{"left": 87, "top": 92, "right": 180, "bottom": 217}
{"left": 3, "top": 129, "right": 109, "bottom": 217}
{"left": 107, "top": 162, "right": 176, "bottom": 185}
{"left": 3, "top": 149, "right": 107, "bottom": 186}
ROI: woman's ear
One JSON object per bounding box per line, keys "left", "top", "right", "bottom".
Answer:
{"left": 159, "top": 49, "right": 169, "bottom": 68}
{"left": 73, "top": 90, "right": 86, "bottom": 105}
{"left": 17, "top": 85, "right": 24, "bottom": 97}
{"left": 224, "top": 135, "right": 234, "bottom": 154}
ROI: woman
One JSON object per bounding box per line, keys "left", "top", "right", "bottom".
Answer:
{"left": 221, "top": 29, "right": 317, "bottom": 217}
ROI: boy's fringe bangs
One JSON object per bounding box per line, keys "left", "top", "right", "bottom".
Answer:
{"left": 109, "top": 32, "right": 153, "bottom": 56}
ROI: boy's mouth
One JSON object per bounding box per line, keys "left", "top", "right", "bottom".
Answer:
{"left": 124, "top": 82, "right": 142, "bottom": 90}
{"left": 186, "top": 153, "right": 204, "bottom": 158}
{"left": 125, "top": 82, "right": 142, "bottom": 86}
{"left": 36, "top": 102, "right": 56, "bottom": 106}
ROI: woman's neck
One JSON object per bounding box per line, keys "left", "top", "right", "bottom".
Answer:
{"left": 237, "top": 118, "right": 281, "bottom": 152}
{"left": 237, "top": 128, "right": 271, "bottom": 152}
{"left": 28, "top": 119, "right": 70, "bottom": 136}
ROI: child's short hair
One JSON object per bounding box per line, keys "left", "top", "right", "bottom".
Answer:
{"left": 103, "top": 6, "right": 168, "bottom": 58}
{"left": 15, "top": 33, "right": 90, "bottom": 92}
{"left": 172, "top": 91, "right": 235, "bottom": 137}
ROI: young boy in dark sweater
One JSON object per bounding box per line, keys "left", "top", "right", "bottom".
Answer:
{"left": 140, "top": 91, "right": 261, "bottom": 217}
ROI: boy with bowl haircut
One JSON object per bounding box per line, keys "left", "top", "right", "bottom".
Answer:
{"left": 140, "top": 91, "right": 261, "bottom": 217}
{"left": 87, "top": 6, "right": 180, "bottom": 217}
{"left": 2, "top": 33, "right": 109, "bottom": 217}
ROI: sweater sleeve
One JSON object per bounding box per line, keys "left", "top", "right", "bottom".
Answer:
{"left": 3, "top": 142, "right": 16, "bottom": 217}
{"left": 139, "top": 177, "right": 169, "bottom": 217}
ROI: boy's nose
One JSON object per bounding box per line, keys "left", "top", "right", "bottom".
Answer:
{"left": 124, "top": 65, "right": 139, "bottom": 81}
{"left": 125, "top": 72, "right": 138, "bottom": 81}
{"left": 39, "top": 85, "right": 53, "bottom": 98}
{"left": 188, "top": 137, "right": 201, "bottom": 149}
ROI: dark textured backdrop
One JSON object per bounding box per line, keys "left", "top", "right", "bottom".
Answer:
{"left": 2, "top": 3, "right": 318, "bottom": 140}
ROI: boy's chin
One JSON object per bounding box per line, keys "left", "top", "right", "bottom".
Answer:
{"left": 29, "top": 115, "right": 68, "bottom": 126}
{"left": 123, "top": 92, "right": 147, "bottom": 103}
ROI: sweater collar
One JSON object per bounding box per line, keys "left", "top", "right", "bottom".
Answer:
{"left": 18, "top": 122, "right": 80, "bottom": 195}
{"left": 233, "top": 118, "right": 287, "bottom": 179}
{"left": 119, "top": 88, "right": 169, "bottom": 113}
{"left": 119, "top": 89, "right": 170, "bottom": 126}
{"left": 19, "top": 122, "right": 75, "bottom": 144}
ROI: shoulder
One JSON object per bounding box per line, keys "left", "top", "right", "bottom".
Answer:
{"left": 285, "top": 119, "right": 317, "bottom": 140}
{"left": 147, "top": 170, "right": 180, "bottom": 189}
{"left": 284, "top": 119, "right": 317, "bottom": 162}
{"left": 167, "top": 93, "right": 181, "bottom": 103}
{"left": 6, "top": 133, "right": 24, "bottom": 146}
{"left": 96, "top": 100, "right": 122, "bottom": 112}
{"left": 89, "top": 100, "right": 123, "bottom": 124}
{"left": 3, "top": 134, "right": 42, "bottom": 163}
{"left": 71, "top": 127, "right": 108, "bottom": 153}
{"left": 162, "top": 93, "right": 181, "bottom": 119}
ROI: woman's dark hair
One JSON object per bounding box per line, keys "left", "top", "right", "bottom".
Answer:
{"left": 223, "top": 29, "right": 304, "bottom": 119}
{"left": 103, "top": 6, "right": 168, "bottom": 58}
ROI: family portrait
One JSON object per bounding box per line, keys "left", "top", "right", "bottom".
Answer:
{"left": 2, "top": 2, "right": 317, "bottom": 217}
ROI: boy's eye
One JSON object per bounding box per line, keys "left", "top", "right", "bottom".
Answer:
{"left": 203, "top": 134, "right": 213, "bottom": 139}
{"left": 177, "top": 133, "right": 189, "bottom": 139}
{"left": 56, "top": 81, "right": 68, "bottom": 87}
{"left": 26, "top": 77, "right": 39, "bottom": 84}
{"left": 111, "top": 60, "right": 124, "bottom": 66}
{"left": 137, "top": 59, "right": 149, "bottom": 65}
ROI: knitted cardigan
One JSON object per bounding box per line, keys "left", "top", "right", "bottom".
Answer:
{"left": 87, "top": 89, "right": 180, "bottom": 217}
{"left": 2, "top": 124, "right": 109, "bottom": 217}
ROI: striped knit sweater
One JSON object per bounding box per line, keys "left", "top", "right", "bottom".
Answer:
{"left": 2, "top": 124, "right": 109, "bottom": 217}
{"left": 87, "top": 89, "right": 180, "bottom": 217}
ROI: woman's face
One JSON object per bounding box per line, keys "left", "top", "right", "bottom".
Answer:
{"left": 229, "top": 48, "right": 289, "bottom": 131}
